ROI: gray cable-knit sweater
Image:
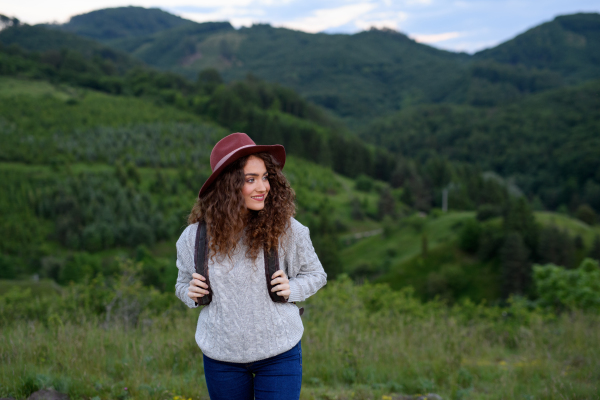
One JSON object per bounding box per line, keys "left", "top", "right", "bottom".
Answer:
{"left": 175, "top": 217, "right": 327, "bottom": 363}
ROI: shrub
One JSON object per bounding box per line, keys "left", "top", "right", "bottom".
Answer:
{"left": 533, "top": 258, "right": 600, "bottom": 311}
{"left": 354, "top": 174, "right": 373, "bottom": 192}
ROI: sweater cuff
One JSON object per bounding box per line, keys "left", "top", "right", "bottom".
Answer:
{"left": 288, "top": 279, "right": 304, "bottom": 302}
{"left": 186, "top": 296, "right": 200, "bottom": 308}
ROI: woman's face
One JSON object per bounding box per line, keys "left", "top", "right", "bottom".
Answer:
{"left": 242, "top": 155, "right": 270, "bottom": 211}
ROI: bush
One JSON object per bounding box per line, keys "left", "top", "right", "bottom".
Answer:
{"left": 534, "top": 258, "right": 600, "bottom": 311}
{"left": 354, "top": 174, "right": 374, "bottom": 192}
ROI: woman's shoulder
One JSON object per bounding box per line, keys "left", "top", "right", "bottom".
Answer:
{"left": 176, "top": 222, "right": 199, "bottom": 247}
{"left": 288, "top": 217, "right": 308, "bottom": 235}
{"left": 284, "top": 217, "right": 311, "bottom": 246}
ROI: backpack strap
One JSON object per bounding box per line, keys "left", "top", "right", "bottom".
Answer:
{"left": 194, "top": 221, "right": 212, "bottom": 306}
{"left": 264, "top": 246, "right": 287, "bottom": 303}
{"left": 193, "top": 221, "right": 294, "bottom": 308}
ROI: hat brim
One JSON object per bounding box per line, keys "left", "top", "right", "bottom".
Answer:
{"left": 198, "top": 144, "right": 286, "bottom": 198}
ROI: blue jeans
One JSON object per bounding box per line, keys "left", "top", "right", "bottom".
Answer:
{"left": 203, "top": 340, "right": 302, "bottom": 400}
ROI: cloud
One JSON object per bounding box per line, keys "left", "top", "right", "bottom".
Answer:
{"left": 410, "top": 31, "right": 464, "bottom": 43}
{"left": 3, "top": 0, "right": 161, "bottom": 24}
{"left": 277, "top": 2, "right": 377, "bottom": 33}
{"left": 354, "top": 10, "right": 408, "bottom": 31}
{"left": 175, "top": 3, "right": 269, "bottom": 27}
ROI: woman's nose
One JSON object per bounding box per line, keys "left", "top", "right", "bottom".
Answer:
{"left": 257, "top": 179, "right": 267, "bottom": 192}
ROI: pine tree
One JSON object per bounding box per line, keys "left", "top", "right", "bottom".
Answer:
{"left": 590, "top": 235, "right": 600, "bottom": 261}
{"left": 538, "top": 225, "right": 575, "bottom": 268}
{"left": 504, "top": 197, "right": 539, "bottom": 253}
{"left": 501, "top": 231, "right": 531, "bottom": 297}
{"left": 378, "top": 186, "right": 396, "bottom": 220}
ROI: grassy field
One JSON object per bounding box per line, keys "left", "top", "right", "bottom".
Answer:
{"left": 1, "top": 278, "right": 599, "bottom": 400}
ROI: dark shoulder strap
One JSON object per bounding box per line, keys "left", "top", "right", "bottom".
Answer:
{"left": 194, "top": 221, "right": 212, "bottom": 306}
{"left": 194, "top": 221, "right": 286, "bottom": 306}
{"left": 264, "top": 246, "right": 287, "bottom": 303}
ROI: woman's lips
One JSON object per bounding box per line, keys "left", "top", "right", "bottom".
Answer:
{"left": 251, "top": 194, "right": 265, "bottom": 201}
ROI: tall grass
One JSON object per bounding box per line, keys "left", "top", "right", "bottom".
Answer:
{"left": 2, "top": 277, "right": 599, "bottom": 400}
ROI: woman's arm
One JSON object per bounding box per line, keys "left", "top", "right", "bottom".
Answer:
{"left": 286, "top": 221, "right": 327, "bottom": 302}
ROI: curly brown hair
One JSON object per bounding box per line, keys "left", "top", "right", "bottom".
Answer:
{"left": 187, "top": 152, "right": 296, "bottom": 262}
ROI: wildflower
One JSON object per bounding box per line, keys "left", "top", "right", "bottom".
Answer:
{"left": 124, "top": 387, "right": 128, "bottom": 391}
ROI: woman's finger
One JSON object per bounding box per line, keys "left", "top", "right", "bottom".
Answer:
{"left": 271, "top": 283, "right": 290, "bottom": 292}
{"left": 192, "top": 279, "right": 209, "bottom": 289}
{"left": 271, "top": 270, "right": 287, "bottom": 279}
{"left": 276, "top": 289, "right": 291, "bottom": 298}
{"left": 190, "top": 286, "right": 210, "bottom": 295}
{"left": 270, "top": 276, "right": 289, "bottom": 286}
{"left": 192, "top": 273, "right": 206, "bottom": 281}
{"left": 188, "top": 291, "right": 204, "bottom": 299}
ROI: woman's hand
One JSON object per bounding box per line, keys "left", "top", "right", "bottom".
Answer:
{"left": 271, "top": 270, "right": 290, "bottom": 301}
{"left": 188, "top": 273, "right": 209, "bottom": 301}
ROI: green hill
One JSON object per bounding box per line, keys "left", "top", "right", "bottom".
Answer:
{"left": 360, "top": 79, "right": 600, "bottom": 211}
{"left": 475, "top": 13, "right": 600, "bottom": 83}
{"left": 8, "top": 8, "right": 600, "bottom": 127}
{"left": 58, "top": 6, "right": 194, "bottom": 41}
{"left": 103, "top": 22, "right": 471, "bottom": 127}
{"left": 41, "top": 7, "right": 600, "bottom": 127}
{"left": 0, "top": 24, "right": 141, "bottom": 73}
{"left": 0, "top": 75, "right": 385, "bottom": 283}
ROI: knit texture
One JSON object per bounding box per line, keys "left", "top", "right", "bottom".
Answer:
{"left": 175, "top": 217, "right": 327, "bottom": 363}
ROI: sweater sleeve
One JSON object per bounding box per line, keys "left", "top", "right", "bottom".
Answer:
{"left": 175, "top": 224, "right": 200, "bottom": 309}
{"left": 286, "top": 219, "right": 327, "bottom": 302}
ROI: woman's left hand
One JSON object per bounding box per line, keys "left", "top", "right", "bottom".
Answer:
{"left": 271, "top": 270, "right": 290, "bottom": 301}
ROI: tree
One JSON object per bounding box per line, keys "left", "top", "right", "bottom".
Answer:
{"left": 197, "top": 68, "right": 223, "bottom": 94}
{"left": 590, "top": 235, "right": 600, "bottom": 261}
{"left": 0, "top": 15, "right": 20, "bottom": 30}
{"left": 575, "top": 204, "right": 597, "bottom": 226}
{"left": 503, "top": 197, "right": 538, "bottom": 253}
{"left": 378, "top": 186, "right": 396, "bottom": 220}
{"left": 501, "top": 231, "right": 531, "bottom": 297}
{"left": 538, "top": 225, "right": 575, "bottom": 268}
{"left": 350, "top": 197, "right": 364, "bottom": 220}
{"left": 459, "top": 219, "right": 481, "bottom": 253}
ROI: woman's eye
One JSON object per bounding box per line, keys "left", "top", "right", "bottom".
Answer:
{"left": 263, "top": 175, "right": 268, "bottom": 180}
{"left": 247, "top": 178, "right": 254, "bottom": 183}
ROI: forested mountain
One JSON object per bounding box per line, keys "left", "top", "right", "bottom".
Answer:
{"left": 58, "top": 6, "right": 194, "bottom": 41}
{"left": 0, "top": 24, "right": 141, "bottom": 74}
{"left": 6, "top": 8, "right": 599, "bottom": 128}
{"left": 360, "top": 80, "right": 600, "bottom": 212}
{"left": 475, "top": 13, "right": 600, "bottom": 83}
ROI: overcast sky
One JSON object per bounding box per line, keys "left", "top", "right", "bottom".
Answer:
{"left": 3, "top": 0, "right": 599, "bottom": 53}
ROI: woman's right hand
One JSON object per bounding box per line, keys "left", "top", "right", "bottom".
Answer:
{"left": 188, "top": 273, "right": 209, "bottom": 300}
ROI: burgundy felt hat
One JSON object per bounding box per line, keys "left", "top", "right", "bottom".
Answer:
{"left": 198, "top": 132, "right": 286, "bottom": 198}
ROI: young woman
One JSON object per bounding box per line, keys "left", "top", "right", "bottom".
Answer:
{"left": 174, "top": 132, "right": 327, "bottom": 400}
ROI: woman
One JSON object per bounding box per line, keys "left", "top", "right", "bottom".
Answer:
{"left": 174, "top": 132, "right": 327, "bottom": 400}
